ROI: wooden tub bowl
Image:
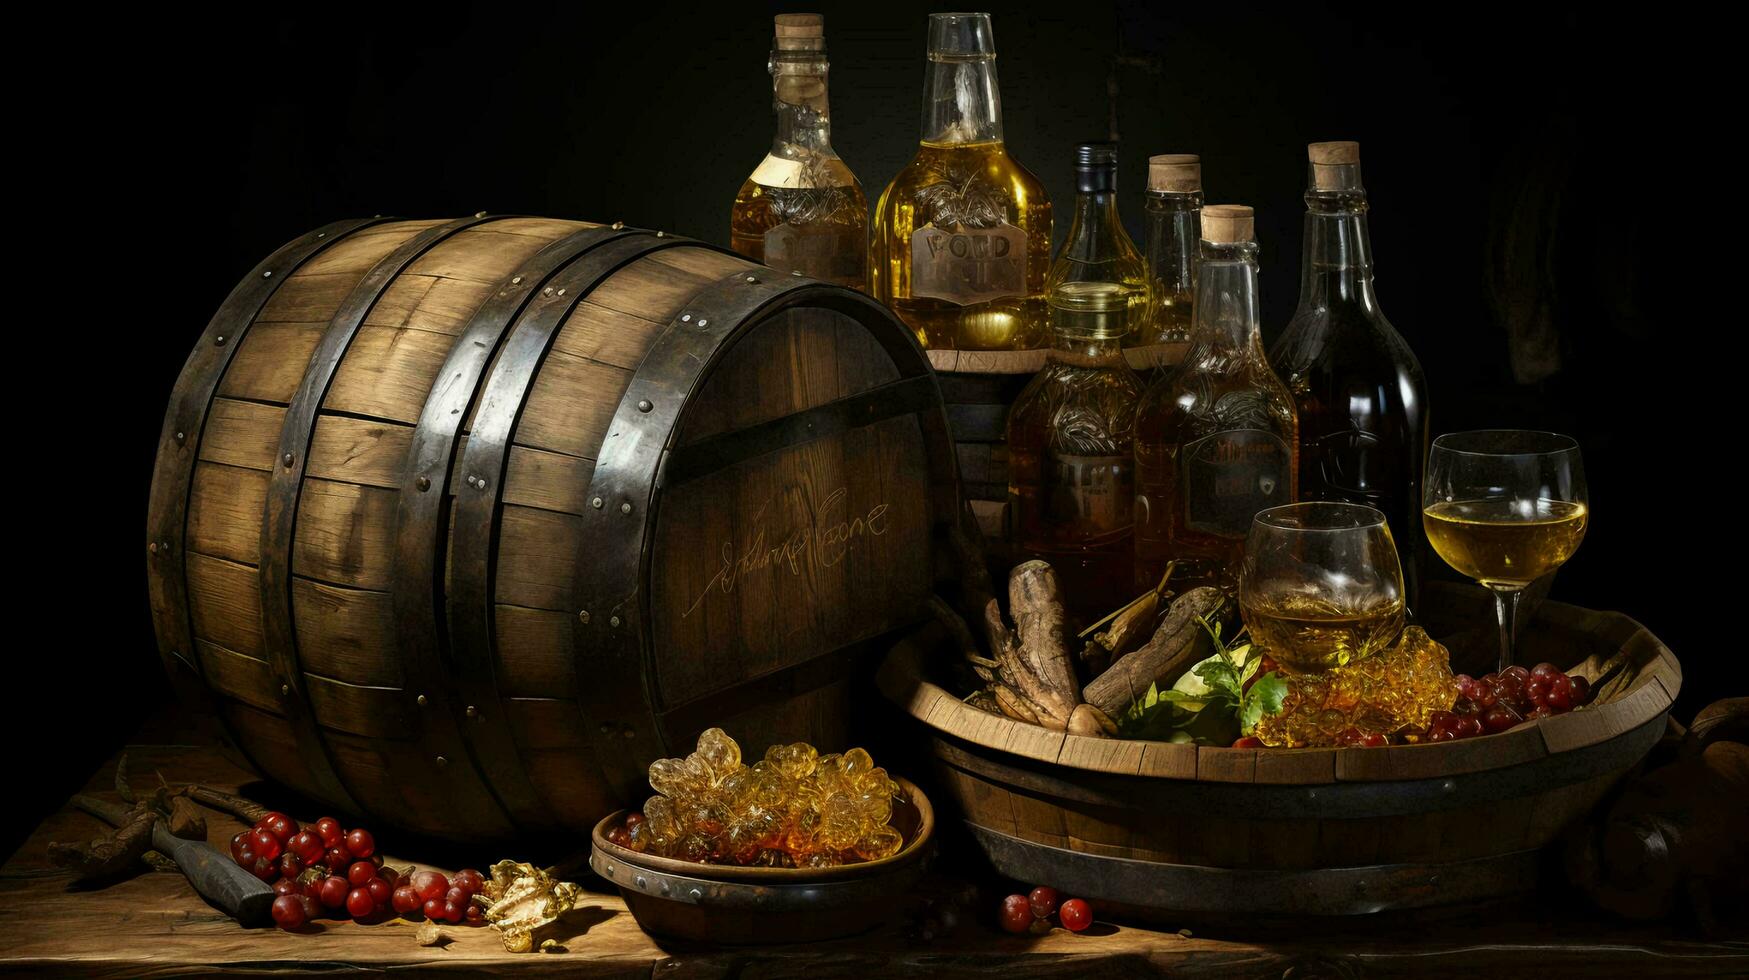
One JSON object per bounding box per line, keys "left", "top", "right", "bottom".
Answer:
{"left": 877, "top": 589, "right": 1680, "bottom": 916}
{"left": 589, "top": 777, "right": 935, "bottom": 943}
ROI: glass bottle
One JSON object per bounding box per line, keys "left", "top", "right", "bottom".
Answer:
{"left": 871, "top": 12, "right": 1052, "bottom": 350}
{"left": 1133, "top": 205, "right": 1298, "bottom": 593}
{"left": 1006, "top": 145, "right": 1144, "bottom": 622}
{"left": 1140, "top": 153, "right": 1202, "bottom": 349}
{"left": 729, "top": 13, "right": 868, "bottom": 288}
{"left": 1268, "top": 142, "right": 1429, "bottom": 612}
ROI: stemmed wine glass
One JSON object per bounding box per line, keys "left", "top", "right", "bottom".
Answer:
{"left": 1422, "top": 430, "right": 1588, "bottom": 673}
{"left": 1238, "top": 502, "right": 1406, "bottom": 673}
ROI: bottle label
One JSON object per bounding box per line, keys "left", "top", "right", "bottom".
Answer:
{"left": 1182, "top": 429, "right": 1292, "bottom": 537}
{"left": 764, "top": 221, "right": 865, "bottom": 288}
{"left": 1046, "top": 453, "right": 1133, "bottom": 540}
{"left": 910, "top": 221, "right": 1027, "bottom": 305}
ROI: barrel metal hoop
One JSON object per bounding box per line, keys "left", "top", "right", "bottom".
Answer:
{"left": 261, "top": 214, "right": 506, "bottom": 816}
{"left": 963, "top": 822, "right": 1543, "bottom": 915}
{"left": 450, "top": 230, "right": 691, "bottom": 828}
{"left": 146, "top": 216, "right": 391, "bottom": 772}
{"left": 574, "top": 271, "right": 880, "bottom": 800}
{"left": 390, "top": 224, "right": 627, "bottom": 836}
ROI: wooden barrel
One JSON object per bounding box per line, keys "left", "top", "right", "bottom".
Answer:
{"left": 147, "top": 216, "right": 959, "bottom": 842}
{"left": 877, "top": 585, "right": 1680, "bottom": 916}
{"left": 929, "top": 343, "right": 1186, "bottom": 543}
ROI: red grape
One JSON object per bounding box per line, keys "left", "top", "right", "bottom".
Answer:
{"left": 452, "top": 868, "right": 485, "bottom": 895}
{"left": 1428, "top": 727, "right": 1457, "bottom": 742}
{"left": 1456, "top": 716, "right": 1483, "bottom": 739}
{"left": 273, "top": 878, "right": 299, "bottom": 897}
{"left": 411, "top": 871, "right": 449, "bottom": 903}
{"left": 445, "top": 886, "right": 470, "bottom": 907}
{"left": 296, "top": 894, "right": 321, "bottom": 922}
{"left": 392, "top": 884, "right": 422, "bottom": 915}
{"left": 367, "top": 877, "right": 393, "bottom": 906}
{"left": 1428, "top": 711, "right": 1458, "bottom": 732}
{"left": 465, "top": 903, "right": 484, "bottom": 924}
{"left": 248, "top": 855, "right": 276, "bottom": 882}
{"left": 1531, "top": 662, "right": 1560, "bottom": 682}
{"left": 423, "top": 898, "right": 445, "bottom": 921}
{"left": 1524, "top": 678, "right": 1548, "bottom": 707}
{"left": 624, "top": 813, "right": 645, "bottom": 832}
{"left": 271, "top": 894, "right": 307, "bottom": 930}
{"left": 314, "top": 817, "right": 343, "bottom": 848}
{"left": 1503, "top": 665, "right": 1531, "bottom": 686}
{"left": 1472, "top": 684, "right": 1499, "bottom": 710}
{"left": 1361, "top": 732, "right": 1388, "bottom": 747}
{"left": 324, "top": 846, "right": 351, "bottom": 871}
{"left": 1546, "top": 674, "right": 1573, "bottom": 710}
{"left": 1059, "top": 898, "right": 1093, "bottom": 932}
{"left": 1231, "top": 736, "right": 1263, "bottom": 748}
{"left": 261, "top": 812, "right": 297, "bottom": 843}
{"left": 999, "top": 894, "right": 1032, "bottom": 933}
{"left": 346, "top": 887, "right": 375, "bottom": 919}
{"left": 318, "top": 875, "right": 350, "bottom": 909}
{"left": 1028, "top": 885, "right": 1060, "bottom": 919}
{"left": 1481, "top": 703, "right": 1522, "bottom": 734}
{"left": 606, "top": 826, "right": 631, "bottom": 847}
{"left": 1569, "top": 674, "right": 1590, "bottom": 705}
{"left": 348, "top": 861, "right": 377, "bottom": 887}
{"left": 250, "top": 828, "right": 282, "bottom": 862}
{"left": 286, "top": 830, "right": 325, "bottom": 865}
{"left": 229, "top": 832, "right": 249, "bottom": 864}
{"left": 277, "top": 853, "right": 304, "bottom": 880}
{"left": 345, "top": 828, "right": 376, "bottom": 859}
{"left": 442, "top": 901, "right": 464, "bottom": 923}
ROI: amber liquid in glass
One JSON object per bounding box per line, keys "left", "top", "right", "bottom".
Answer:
{"left": 873, "top": 140, "right": 1052, "bottom": 349}
{"left": 730, "top": 162, "right": 868, "bottom": 289}
{"left": 1241, "top": 592, "right": 1406, "bottom": 672}
{"left": 1422, "top": 498, "right": 1588, "bottom": 588}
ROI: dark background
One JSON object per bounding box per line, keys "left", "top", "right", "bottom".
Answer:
{"left": 13, "top": 2, "right": 1728, "bottom": 857}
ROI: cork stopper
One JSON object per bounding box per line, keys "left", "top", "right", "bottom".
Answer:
{"left": 1201, "top": 205, "right": 1255, "bottom": 244}
{"left": 1148, "top": 153, "right": 1201, "bottom": 193}
{"left": 774, "top": 13, "right": 825, "bottom": 51}
{"left": 1309, "top": 141, "right": 1361, "bottom": 190}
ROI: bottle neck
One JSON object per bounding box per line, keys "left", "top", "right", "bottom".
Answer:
{"left": 770, "top": 47, "right": 834, "bottom": 155}
{"left": 1145, "top": 191, "right": 1202, "bottom": 296}
{"left": 1295, "top": 191, "right": 1379, "bottom": 314}
{"left": 920, "top": 55, "right": 1003, "bottom": 144}
{"left": 1061, "top": 190, "right": 1123, "bottom": 260}
{"left": 1191, "top": 241, "right": 1264, "bottom": 353}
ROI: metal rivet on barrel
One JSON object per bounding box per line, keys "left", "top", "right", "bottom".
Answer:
{"left": 280, "top": 683, "right": 290, "bottom": 696}
{"left": 591, "top": 496, "right": 604, "bottom": 509}
{"left": 262, "top": 270, "right": 273, "bottom": 278}
{"left": 475, "top": 211, "right": 488, "bottom": 218}
{"left": 578, "top": 610, "right": 591, "bottom": 624}
{"left": 282, "top": 453, "right": 295, "bottom": 467}
{"left": 655, "top": 231, "right": 665, "bottom": 238}
{"left": 791, "top": 270, "right": 805, "bottom": 277}
{"left": 435, "top": 755, "right": 449, "bottom": 767}
{"left": 689, "top": 887, "right": 703, "bottom": 901}
{"left": 620, "top": 502, "right": 632, "bottom": 515}
{"left": 148, "top": 542, "right": 159, "bottom": 554}
{"left": 696, "top": 319, "right": 708, "bottom": 327}
{"left": 214, "top": 334, "right": 227, "bottom": 346}
{"left": 416, "top": 476, "right": 431, "bottom": 492}
{"left": 416, "top": 694, "right": 428, "bottom": 707}
{"left": 465, "top": 705, "right": 479, "bottom": 719}
{"left": 623, "top": 728, "right": 635, "bottom": 740}
{"left": 659, "top": 881, "right": 670, "bottom": 895}
{"left": 680, "top": 314, "right": 691, "bottom": 322}
{"left": 610, "top": 615, "right": 621, "bottom": 627}
{"left": 511, "top": 275, "right": 523, "bottom": 285}
{"left": 161, "top": 540, "right": 173, "bottom": 553}
{"left": 606, "top": 863, "right": 615, "bottom": 876}
{"left": 1428, "top": 874, "right": 1440, "bottom": 886}
{"left": 634, "top": 875, "right": 647, "bottom": 889}
{"left": 543, "top": 286, "right": 555, "bottom": 297}
{"left": 174, "top": 431, "right": 186, "bottom": 443}
{"left": 612, "top": 221, "right": 625, "bottom": 230}
{"left": 745, "top": 275, "right": 758, "bottom": 283}
{"left": 556, "top": 287, "right": 566, "bottom": 296}
{"left": 599, "top": 722, "right": 612, "bottom": 735}
{"left": 637, "top": 399, "right": 652, "bottom": 413}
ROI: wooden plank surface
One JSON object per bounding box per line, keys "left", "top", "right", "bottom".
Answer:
{"left": 2, "top": 721, "right": 1744, "bottom": 978}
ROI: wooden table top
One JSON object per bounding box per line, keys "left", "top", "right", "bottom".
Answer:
{"left": 2, "top": 721, "right": 1745, "bottom": 978}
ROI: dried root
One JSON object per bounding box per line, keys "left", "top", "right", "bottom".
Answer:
{"left": 1083, "top": 587, "right": 1231, "bottom": 718}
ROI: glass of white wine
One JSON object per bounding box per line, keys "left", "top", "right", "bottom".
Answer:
{"left": 1423, "top": 430, "right": 1588, "bottom": 673}
{"left": 1238, "top": 502, "right": 1406, "bottom": 673}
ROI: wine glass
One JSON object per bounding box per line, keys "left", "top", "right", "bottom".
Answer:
{"left": 1422, "top": 430, "right": 1588, "bottom": 673}
{"left": 1238, "top": 502, "right": 1406, "bottom": 673}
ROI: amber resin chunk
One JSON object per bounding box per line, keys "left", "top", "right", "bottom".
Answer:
{"left": 1252, "top": 627, "right": 1458, "bottom": 747}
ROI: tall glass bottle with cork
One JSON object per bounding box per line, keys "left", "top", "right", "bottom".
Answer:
{"left": 1268, "top": 141, "right": 1428, "bottom": 611}
{"left": 1133, "top": 205, "right": 1298, "bottom": 593}
{"left": 1006, "top": 144, "right": 1144, "bottom": 622}
{"left": 730, "top": 13, "right": 868, "bottom": 288}
{"left": 1140, "top": 153, "right": 1203, "bottom": 352}
{"left": 872, "top": 12, "right": 1052, "bottom": 350}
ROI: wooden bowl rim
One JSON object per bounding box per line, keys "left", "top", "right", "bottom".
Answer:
{"left": 926, "top": 341, "right": 1188, "bottom": 375}
{"left": 590, "top": 775, "right": 934, "bottom": 882}
{"left": 878, "top": 598, "right": 1681, "bottom": 785}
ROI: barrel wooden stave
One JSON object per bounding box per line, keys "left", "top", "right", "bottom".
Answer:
{"left": 153, "top": 216, "right": 951, "bottom": 842}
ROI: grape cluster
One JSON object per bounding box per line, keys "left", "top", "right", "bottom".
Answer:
{"left": 610, "top": 728, "right": 904, "bottom": 868}
{"left": 229, "top": 812, "right": 486, "bottom": 931}
{"left": 1427, "top": 662, "right": 1592, "bottom": 741}
{"left": 999, "top": 885, "right": 1093, "bottom": 934}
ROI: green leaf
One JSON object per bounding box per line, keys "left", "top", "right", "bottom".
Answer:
{"left": 1239, "top": 672, "right": 1290, "bottom": 733}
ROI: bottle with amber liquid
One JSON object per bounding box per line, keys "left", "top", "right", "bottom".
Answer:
{"left": 1006, "top": 145, "right": 1144, "bottom": 622}
{"left": 872, "top": 12, "right": 1052, "bottom": 350}
{"left": 729, "top": 13, "right": 868, "bottom": 288}
{"left": 1268, "top": 142, "right": 1428, "bottom": 611}
{"left": 1139, "top": 154, "right": 1202, "bottom": 352}
{"left": 1133, "top": 205, "right": 1298, "bottom": 593}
